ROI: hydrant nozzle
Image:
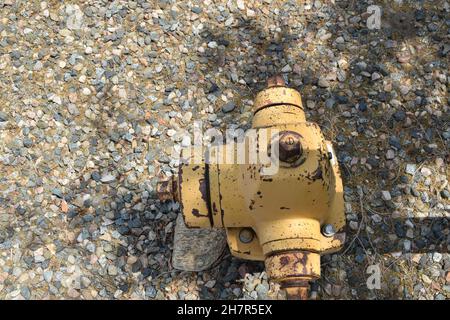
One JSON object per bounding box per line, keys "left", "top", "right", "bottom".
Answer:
{"left": 265, "top": 250, "right": 320, "bottom": 300}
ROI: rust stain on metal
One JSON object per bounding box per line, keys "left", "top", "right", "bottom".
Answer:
{"left": 310, "top": 166, "right": 323, "bottom": 181}
{"left": 292, "top": 252, "right": 308, "bottom": 275}
{"left": 283, "top": 282, "right": 310, "bottom": 300}
{"left": 198, "top": 178, "right": 208, "bottom": 203}
{"left": 191, "top": 208, "right": 208, "bottom": 218}
{"left": 279, "top": 255, "right": 290, "bottom": 267}
{"left": 303, "top": 159, "right": 324, "bottom": 182}
{"left": 266, "top": 75, "right": 285, "bottom": 88}
{"left": 249, "top": 199, "right": 255, "bottom": 211}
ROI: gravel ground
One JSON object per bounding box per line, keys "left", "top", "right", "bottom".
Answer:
{"left": 0, "top": 0, "right": 449, "bottom": 300}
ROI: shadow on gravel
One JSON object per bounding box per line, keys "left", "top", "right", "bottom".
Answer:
{"left": 197, "top": 13, "right": 302, "bottom": 93}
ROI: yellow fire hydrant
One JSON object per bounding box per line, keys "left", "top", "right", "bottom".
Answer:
{"left": 157, "top": 76, "right": 345, "bottom": 299}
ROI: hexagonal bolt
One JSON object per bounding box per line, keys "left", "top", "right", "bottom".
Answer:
{"left": 321, "top": 224, "right": 336, "bottom": 237}
{"left": 238, "top": 228, "right": 254, "bottom": 243}
{"left": 278, "top": 131, "right": 303, "bottom": 163}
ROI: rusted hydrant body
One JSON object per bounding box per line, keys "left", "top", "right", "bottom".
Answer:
{"left": 158, "top": 76, "right": 345, "bottom": 299}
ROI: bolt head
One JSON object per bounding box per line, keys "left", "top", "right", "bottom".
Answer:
{"left": 278, "top": 131, "right": 303, "bottom": 163}
{"left": 239, "top": 228, "right": 254, "bottom": 243}
{"left": 322, "top": 224, "right": 336, "bottom": 237}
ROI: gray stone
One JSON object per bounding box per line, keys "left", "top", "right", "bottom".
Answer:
{"left": 281, "top": 64, "right": 292, "bottom": 73}
{"left": 381, "top": 191, "right": 391, "bottom": 201}
{"left": 43, "top": 271, "right": 53, "bottom": 283}
{"left": 318, "top": 77, "right": 330, "bottom": 88}
{"left": 222, "top": 102, "right": 236, "bottom": 113}
{"left": 21, "top": 286, "right": 31, "bottom": 300}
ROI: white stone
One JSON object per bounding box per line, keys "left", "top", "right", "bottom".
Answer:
{"left": 148, "top": 231, "right": 156, "bottom": 241}
{"left": 405, "top": 163, "right": 416, "bottom": 175}
{"left": 381, "top": 190, "right": 391, "bottom": 201}
{"left": 386, "top": 149, "right": 395, "bottom": 160}
{"left": 349, "top": 221, "right": 358, "bottom": 230}
{"left": 421, "top": 274, "right": 432, "bottom": 284}
{"left": 207, "top": 41, "right": 218, "bottom": 49}
{"left": 43, "top": 271, "right": 53, "bottom": 283}
{"left": 433, "top": 252, "right": 442, "bottom": 263}
{"left": 107, "top": 265, "right": 118, "bottom": 276}
{"left": 335, "top": 36, "right": 345, "bottom": 44}
{"left": 34, "top": 61, "right": 43, "bottom": 71}
{"left": 225, "top": 17, "right": 234, "bottom": 26}
{"left": 181, "top": 136, "right": 191, "bottom": 147}
{"left": 167, "top": 129, "right": 176, "bottom": 137}
{"left": 371, "top": 72, "right": 382, "bottom": 81}
{"left": 246, "top": 8, "right": 255, "bottom": 17}
{"left": 400, "top": 85, "right": 410, "bottom": 95}
{"left": 118, "top": 88, "right": 127, "bottom": 99}
{"left": 406, "top": 229, "right": 414, "bottom": 239}
{"left": 141, "top": 125, "right": 151, "bottom": 135}
{"left": 405, "top": 219, "right": 414, "bottom": 229}
{"left": 306, "top": 100, "right": 315, "bottom": 109}
{"left": 101, "top": 173, "right": 116, "bottom": 183}
{"left": 371, "top": 214, "right": 382, "bottom": 223}
{"left": 49, "top": 94, "right": 62, "bottom": 105}
{"left": 66, "top": 5, "right": 84, "bottom": 30}
{"left": 420, "top": 167, "right": 432, "bottom": 177}
{"left": 237, "top": 0, "right": 245, "bottom": 10}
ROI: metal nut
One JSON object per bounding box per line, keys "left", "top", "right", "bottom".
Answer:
{"left": 278, "top": 131, "right": 303, "bottom": 163}
{"left": 321, "top": 224, "right": 336, "bottom": 237}
{"left": 239, "top": 228, "right": 254, "bottom": 243}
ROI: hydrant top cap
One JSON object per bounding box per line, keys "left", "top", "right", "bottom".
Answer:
{"left": 253, "top": 86, "right": 303, "bottom": 114}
